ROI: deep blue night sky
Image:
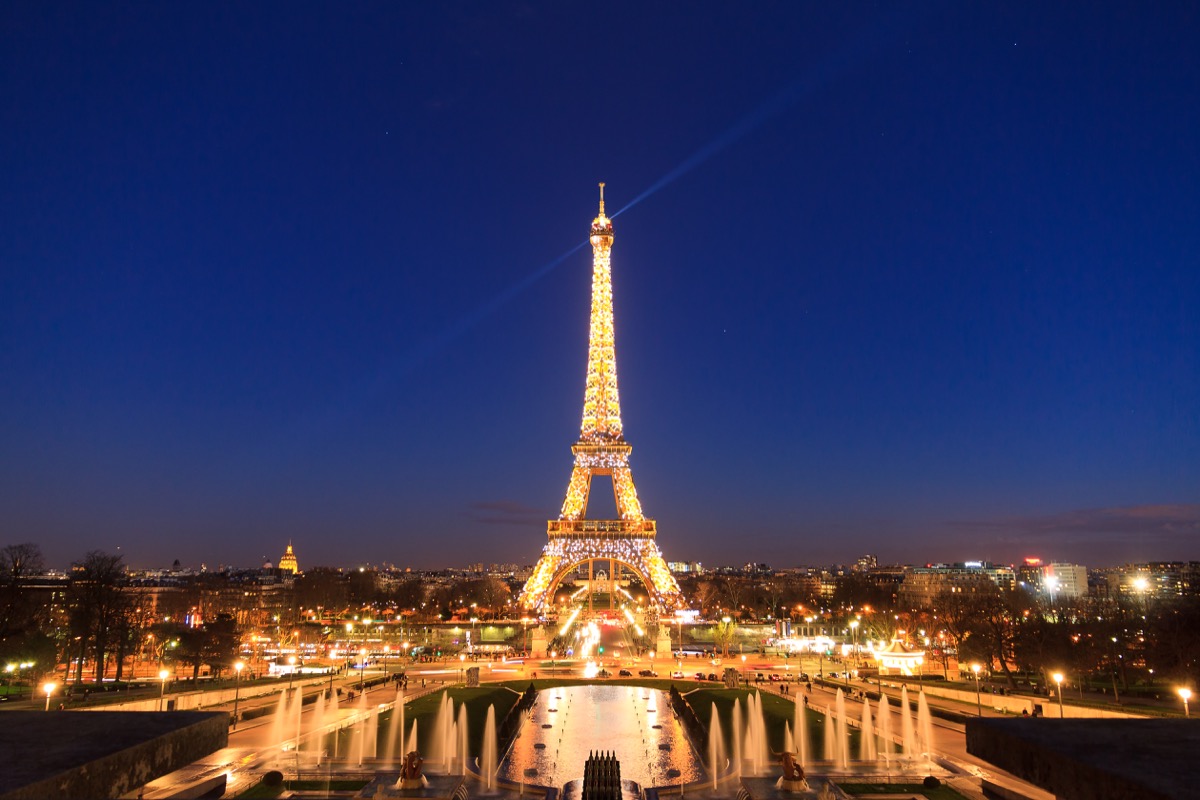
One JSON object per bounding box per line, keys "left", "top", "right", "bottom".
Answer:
{"left": 2, "top": 4, "right": 1197, "bottom": 571}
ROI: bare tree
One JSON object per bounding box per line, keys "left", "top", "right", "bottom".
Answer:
{"left": 0, "top": 542, "right": 46, "bottom": 637}
{"left": 0, "top": 543, "right": 54, "bottom": 670}
{"left": 691, "top": 580, "right": 720, "bottom": 616}
{"left": 66, "top": 551, "right": 127, "bottom": 683}
{"left": 718, "top": 577, "right": 748, "bottom": 617}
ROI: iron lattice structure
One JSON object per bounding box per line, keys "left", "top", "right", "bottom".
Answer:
{"left": 518, "top": 185, "right": 683, "bottom": 613}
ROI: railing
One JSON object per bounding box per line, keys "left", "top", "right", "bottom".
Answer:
{"left": 548, "top": 521, "right": 656, "bottom": 536}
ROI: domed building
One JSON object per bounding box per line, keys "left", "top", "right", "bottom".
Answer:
{"left": 278, "top": 542, "right": 299, "bottom": 575}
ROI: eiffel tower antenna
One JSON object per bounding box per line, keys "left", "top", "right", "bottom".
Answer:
{"left": 518, "top": 186, "right": 682, "bottom": 614}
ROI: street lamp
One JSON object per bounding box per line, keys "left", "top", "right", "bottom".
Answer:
{"left": 288, "top": 655, "right": 297, "bottom": 690}
{"left": 360, "top": 648, "right": 368, "bottom": 691}
{"left": 741, "top": 654, "right": 747, "bottom": 684}
{"left": 849, "top": 620, "right": 859, "bottom": 655}
{"left": 550, "top": 649, "right": 557, "bottom": 671}
{"left": 42, "top": 681, "right": 56, "bottom": 711}
{"left": 1052, "top": 672, "right": 1064, "bottom": 718}
{"left": 1179, "top": 687, "right": 1192, "bottom": 717}
{"left": 459, "top": 653, "right": 466, "bottom": 682}
{"left": 232, "top": 661, "right": 244, "bottom": 729}
{"left": 382, "top": 645, "right": 390, "bottom": 681}
{"left": 971, "top": 664, "right": 982, "bottom": 716}
{"left": 158, "top": 668, "right": 170, "bottom": 711}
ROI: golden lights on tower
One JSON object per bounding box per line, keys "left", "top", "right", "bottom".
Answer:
{"left": 518, "top": 185, "right": 682, "bottom": 613}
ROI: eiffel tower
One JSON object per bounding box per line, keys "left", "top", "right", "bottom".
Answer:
{"left": 518, "top": 185, "right": 682, "bottom": 614}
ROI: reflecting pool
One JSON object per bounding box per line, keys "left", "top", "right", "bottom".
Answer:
{"left": 499, "top": 685, "right": 704, "bottom": 789}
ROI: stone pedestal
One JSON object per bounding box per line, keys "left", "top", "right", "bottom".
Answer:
{"left": 776, "top": 777, "right": 811, "bottom": 793}
{"left": 655, "top": 629, "right": 673, "bottom": 659}
{"left": 531, "top": 625, "right": 549, "bottom": 658}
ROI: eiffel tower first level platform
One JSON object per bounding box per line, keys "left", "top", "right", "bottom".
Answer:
{"left": 518, "top": 185, "right": 682, "bottom": 614}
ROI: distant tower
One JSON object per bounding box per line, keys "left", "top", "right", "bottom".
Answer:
{"left": 278, "top": 542, "right": 299, "bottom": 574}
{"left": 518, "top": 185, "right": 682, "bottom": 613}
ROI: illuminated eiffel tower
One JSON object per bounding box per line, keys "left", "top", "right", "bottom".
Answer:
{"left": 518, "top": 185, "right": 682, "bottom": 614}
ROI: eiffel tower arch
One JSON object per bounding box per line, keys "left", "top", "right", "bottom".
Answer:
{"left": 518, "top": 185, "right": 683, "bottom": 614}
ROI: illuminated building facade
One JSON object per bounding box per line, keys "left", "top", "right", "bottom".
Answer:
{"left": 278, "top": 542, "right": 299, "bottom": 575}
{"left": 518, "top": 186, "right": 682, "bottom": 613}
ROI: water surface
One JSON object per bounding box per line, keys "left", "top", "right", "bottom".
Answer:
{"left": 499, "top": 685, "right": 704, "bottom": 789}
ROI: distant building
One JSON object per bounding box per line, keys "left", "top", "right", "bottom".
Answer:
{"left": 1042, "top": 563, "right": 1088, "bottom": 599}
{"left": 855, "top": 554, "right": 878, "bottom": 572}
{"left": 897, "top": 562, "right": 1015, "bottom": 609}
{"left": 668, "top": 561, "right": 704, "bottom": 575}
{"left": 1016, "top": 558, "right": 1045, "bottom": 594}
{"left": 278, "top": 543, "right": 299, "bottom": 575}
{"left": 1103, "top": 562, "right": 1200, "bottom": 598}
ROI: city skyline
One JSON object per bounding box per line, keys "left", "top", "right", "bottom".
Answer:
{"left": 2, "top": 5, "right": 1198, "bottom": 570}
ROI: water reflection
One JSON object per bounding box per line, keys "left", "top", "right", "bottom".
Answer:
{"left": 500, "top": 685, "right": 703, "bottom": 789}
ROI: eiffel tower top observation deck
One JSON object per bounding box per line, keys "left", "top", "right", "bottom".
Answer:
{"left": 517, "top": 185, "right": 682, "bottom": 613}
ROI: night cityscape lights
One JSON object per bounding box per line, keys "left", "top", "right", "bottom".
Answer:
{"left": 518, "top": 186, "right": 683, "bottom": 612}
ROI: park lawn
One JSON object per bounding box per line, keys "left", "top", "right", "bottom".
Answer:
{"left": 685, "top": 687, "right": 857, "bottom": 756}
{"left": 337, "top": 685, "right": 524, "bottom": 758}
{"left": 839, "top": 782, "right": 967, "bottom": 799}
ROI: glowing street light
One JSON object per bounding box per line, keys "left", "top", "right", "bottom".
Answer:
{"left": 42, "top": 681, "right": 56, "bottom": 711}
{"left": 232, "top": 661, "right": 245, "bottom": 729}
{"left": 1179, "top": 687, "right": 1192, "bottom": 717}
{"left": 1052, "top": 672, "right": 1065, "bottom": 718}
{"left": 158, "top": 668, "right": 170, "bottom": 711}
{"left": 971, "top": 664, "right": 983, "bottom": 716}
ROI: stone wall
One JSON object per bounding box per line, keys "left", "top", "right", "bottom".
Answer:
{"left": 78, "top": 674, "right": 330, "bottom": 712}
{"left": 965, "top": 718, "right": 1197, "bottom": 800}
{"left": 885, "top": 680, "right": 1143, "bottom": 718}
{"left": 0, "top": 712, "right": 228, "bottom": 800}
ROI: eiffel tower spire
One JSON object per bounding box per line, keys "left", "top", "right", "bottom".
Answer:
{"left": 518, "top": 186, "right": 682, "bottom": 613}
{"left": 580, "top": 181, "right": 622, "bottom": 444}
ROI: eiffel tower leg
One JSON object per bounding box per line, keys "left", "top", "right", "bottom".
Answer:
{"left": 611, "top": 563, "right": 619, "bottom": 612}
{"left": 519, "top": 533, "right": 683, "bottom": 613}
